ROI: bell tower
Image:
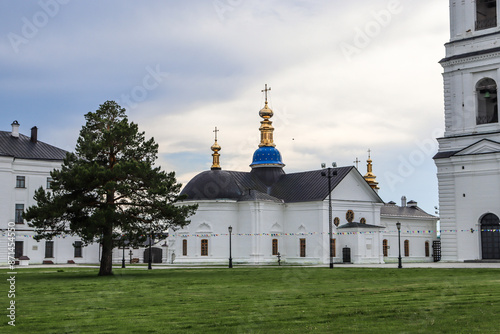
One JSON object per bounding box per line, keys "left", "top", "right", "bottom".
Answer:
{"left": 434, "top": 0, "right": 500, "bottom": 261}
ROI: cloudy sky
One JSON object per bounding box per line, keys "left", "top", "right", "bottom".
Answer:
{"left": 1, "top": 0, "right": 449, "bottom": 214}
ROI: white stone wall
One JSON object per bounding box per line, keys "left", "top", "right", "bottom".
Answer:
{"left": 0, "top": 156, "right": 100, "bottom": 265}
{"left": 379, "top": 217, "right": 437, "bottom": 263}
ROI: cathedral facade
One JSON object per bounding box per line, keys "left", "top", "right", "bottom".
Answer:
{"left": 434, "top": 0, "right": 500, "bottom": 261}
{"left": 170, "top": 90, "right": 438, "bottom": 265}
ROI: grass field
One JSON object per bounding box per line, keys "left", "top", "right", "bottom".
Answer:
{"left": 2, "top": 266, "right": 500, "bottom": 333}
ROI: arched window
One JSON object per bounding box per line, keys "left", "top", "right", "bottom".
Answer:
{"left": 476, "top": 78, "right": 498, "bottom": 124}
{"left": 476, "top": 0, "right": 497, "bottom": 30}
{"left": 481, "top": 213, "right": 500, "bottom": 259}
{"left": 272, "top": 239, "right": 278, "bottom": 255}
{"left": 425, "top": 241, "right": 430, "bottom": 257}
{"left": 404, "top": 240, "right": 410, "bottom": 257}
{"left": 182, "top": 239, "right": 187, "bottom": 256}
{"left": 201, "top": 239, "right": 208, "bottom": 256}
{"left": 382, "top": 239, "right": 388, "bottom": 257}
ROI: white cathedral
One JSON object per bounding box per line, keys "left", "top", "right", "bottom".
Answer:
{"left": 168, "top": 90, "right": 438, "bottom": 265}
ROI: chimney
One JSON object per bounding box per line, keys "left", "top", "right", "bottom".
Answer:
{"left": 401, "top": 196, "right": 407, "bottom": 207}
{"left": 31, "top": 126, "right": 38, "bottom": 143}
{"left": 11, "top": 121, "right": 19, "bottom": 138}
{"left": 407, "top": 200, "right": 417, "bottom": 208}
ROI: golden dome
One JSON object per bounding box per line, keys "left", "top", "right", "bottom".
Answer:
{"left": 211, "top": 140, "right": 221, "bottom": 152}
{"left": 259, "top": 102, "right": 273, "bottom": 119}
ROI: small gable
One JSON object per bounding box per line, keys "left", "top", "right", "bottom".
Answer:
{"left": 455, "top": 139, "right": 500, "bottom": 156}
{"left": 331, "top": 169, "right": 384, "bottom": 203}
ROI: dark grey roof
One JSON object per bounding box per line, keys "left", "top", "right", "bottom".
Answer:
{"left": 181, "top": 166, "right": 382, "bottom": 204}
{"left": 238, "top": 189, "right": 283, "bottom": 203}
{"left": 381, "top": 202, "right": 437, "bottom": 220}
{"left": 0, "top": 131, "right": 67, "bottom": 161}
{"left": 338, "top": 222, "right": 385, "bottom": 229}
{"left": 433, "top": 151, "right": 458, "bottom": 159}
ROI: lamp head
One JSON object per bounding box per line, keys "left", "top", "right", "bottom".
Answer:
{"left": 228, "top": 226, "right": 232, "bottom": 233}
{"left": 396, "top": 222, "right": 401, "bottom": 230}
{"left": 321, "top": 163, "right": 326, "bottom": 168}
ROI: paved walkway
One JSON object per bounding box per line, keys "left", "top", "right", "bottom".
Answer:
{"left": 3, "top": 262, "right": 500, "bottom": 270}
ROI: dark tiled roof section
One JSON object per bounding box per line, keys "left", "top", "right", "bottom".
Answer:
{"left": 238, "top": 189, "right": 283, "bottom": 203}
{"left": 0, "top": 131, "right": 68, "bottom": 160}
{"left": 229, "top": 171, "right": 268, "bottom": 194}
{"left": 180, "top": 170, "right": 244, "bottom": 200}
{"left": 338, "top": 222, "right": 385, "bottom": 229}
{"left": 380, "top": 203, "right": 437, "bottom": 220}
{"left": 270, "top": 167, "right": 353, "bottom": 203}
{"left": 181, "top": 167, "right": 356, "bottom": 203}
{"left": 433, "top": 151, "right": 458, "bottom": 159}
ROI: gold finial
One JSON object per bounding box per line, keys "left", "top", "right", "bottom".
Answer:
{"left": 363, "top": 149, "right": 379, "bottom": 190}
{"left": 258, "top": 84, "right": 275, "bottom": 147}
{"left": 211, "top": 127, "right": 221, "bottom": 170}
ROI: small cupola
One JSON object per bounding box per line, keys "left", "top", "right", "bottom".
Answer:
{"left": 211, "top": 126, "right": 221, "bottom": 170}
{"left": 363, "top": 149, "right": 379, "bottom": 191}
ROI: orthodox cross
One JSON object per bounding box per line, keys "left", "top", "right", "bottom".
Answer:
{"left": 213, "top": 126, "right": 219, "bottom": 141}
{"left": 261, "top": 84, "right": 271, "bottom": 103}
{"left": 353, "top": 157, "right": 360, "bottom": 169}
{"left": 367, "top": 148, "right": 371, "bottom": 159}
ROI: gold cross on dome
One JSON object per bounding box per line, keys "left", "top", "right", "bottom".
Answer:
{"left": 213, "top": 126, "right": 219, "bottom": 141}
{"left": 261, "top": 84, "right": 271, "bottom": 103}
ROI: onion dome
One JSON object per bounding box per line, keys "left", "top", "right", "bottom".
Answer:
{"left": 250, "top": 146, "right": 284, "bottom": 167}
{"left": 250, "top": 84, "right": 285, "bottom": 168}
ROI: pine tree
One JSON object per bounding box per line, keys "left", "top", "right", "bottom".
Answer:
{"left": 24, "top": 101, "right": 197, "bottom": 276}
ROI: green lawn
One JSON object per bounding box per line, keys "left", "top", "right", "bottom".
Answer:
{"left": 2, "top": 267, "right": 500, "bottom": 333}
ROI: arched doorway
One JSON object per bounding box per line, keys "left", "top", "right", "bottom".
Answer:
{"left": 144, "top": 247, "right": 163, "bottom": 263}
{"left": 481, "top": 213, "right": 500, "bottom": 259}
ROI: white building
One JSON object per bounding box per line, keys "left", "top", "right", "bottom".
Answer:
{"left": 170, "top": 94, "right": 438, "bottom": 265}
{"left": 434, "top": 0, "right": 500, "bottom": 261}
{"left": 0, "top": 122, "right": 100, "bottom": 265}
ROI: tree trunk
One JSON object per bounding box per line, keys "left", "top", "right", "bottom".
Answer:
{"left": 98, "top": 225, "right": 114, "bottom": 276}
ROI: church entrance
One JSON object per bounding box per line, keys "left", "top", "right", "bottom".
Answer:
{"left": 143, "top": 247, "right": 163, "bottom": 263}
{"left": 481, "top": 213, "right": 500, "bottom": 259}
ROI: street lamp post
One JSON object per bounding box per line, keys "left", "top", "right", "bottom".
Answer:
{"left": 148, "top": 232, "right": 153, "bottom": 270}
{"left": 321, "top": 163, "right": 337, "bottom": 269}
{"left": 396, "top": 221, "right": 402, "bottom": 269}
{"left": 122, "top": 244, "right": 126, "bottom": 268}
{"left": 228, "top": 226, "right": 233, "bottom": 268}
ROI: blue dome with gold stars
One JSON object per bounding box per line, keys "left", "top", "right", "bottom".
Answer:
{"left": 250, "top": 146, "right": 284, "bottom": 167}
